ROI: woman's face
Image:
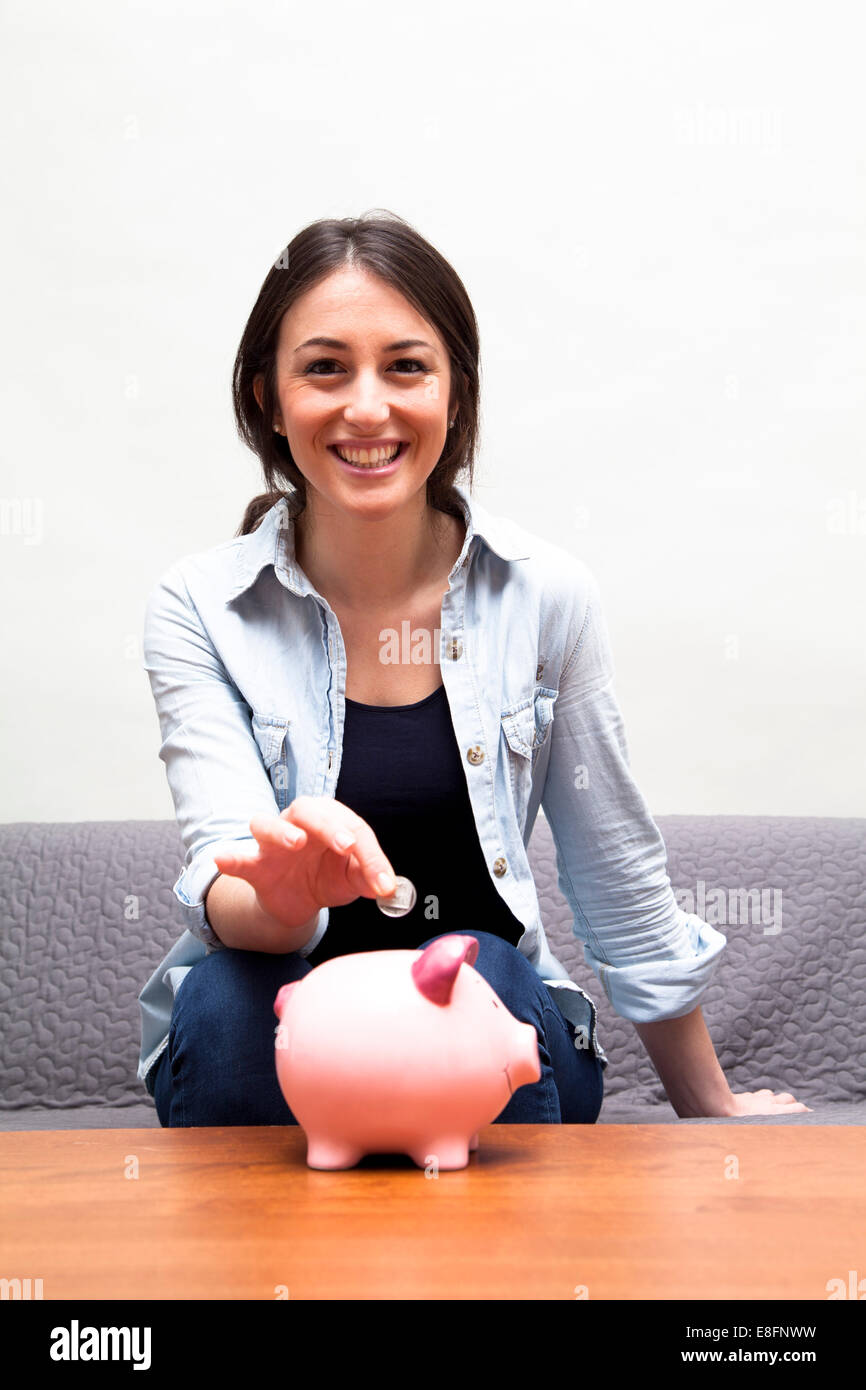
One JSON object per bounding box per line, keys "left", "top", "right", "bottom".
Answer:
{"left": 260, "top": 266, "right": 455, "bottom": 516}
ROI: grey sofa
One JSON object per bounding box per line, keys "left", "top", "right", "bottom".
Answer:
{"left": 1, "top": 814, "right": 863, "bottom": 1130}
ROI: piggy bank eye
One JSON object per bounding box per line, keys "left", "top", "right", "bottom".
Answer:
{"left": 491, "top": 999, "right": 499, "bottom": 1009}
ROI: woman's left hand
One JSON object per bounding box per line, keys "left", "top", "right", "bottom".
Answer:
{"left": 720, "top": 1088, "right": 812, "bottom": 1116}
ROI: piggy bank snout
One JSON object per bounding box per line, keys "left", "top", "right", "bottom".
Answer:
{"left": 507, "top": 1019, "right": 542, "bottom": 1092}
{"left": 274, "top": 981, "right": 299, "bottom": 1018}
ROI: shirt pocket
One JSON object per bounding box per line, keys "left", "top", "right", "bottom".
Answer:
{"left": 250, "top": 711, "right": 293, "bottom": 811}
{"left": 500, "top": 685, "right": 559, "bottom": 825}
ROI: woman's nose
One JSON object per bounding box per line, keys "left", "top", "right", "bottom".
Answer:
{"left": 343, "top": 402, "right": 391, "bottom": 427}
{"left": 341, "top": 370, "right": 394, "bottom": 422}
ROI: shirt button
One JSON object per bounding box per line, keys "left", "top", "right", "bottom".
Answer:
{"left": 493, "top": 857, "right": 507, "bottom": 877}
{"left": 447, "top": 637, "right": 463, "bottom": 660}
{"left": 466, "top": 746, "right": 484, "bottom": 765}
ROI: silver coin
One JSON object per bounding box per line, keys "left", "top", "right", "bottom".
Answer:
{"left": 376, "top": 874, "right": 417, "bottom": 917}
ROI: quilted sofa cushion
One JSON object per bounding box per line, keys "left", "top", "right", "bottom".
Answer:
{"left": 0, "top": 815, "right": 863, "bottom": 1128}
{"left": 539, "top": 814, "right": 866, "bottom": 1122}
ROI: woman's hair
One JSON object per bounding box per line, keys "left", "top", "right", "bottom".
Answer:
{"left": 231, "top": 209, "right": 480, "bottom": 536}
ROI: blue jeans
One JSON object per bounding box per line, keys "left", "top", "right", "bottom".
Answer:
{"left": 146, "top": 930, "right": 604, "bottom": 1127}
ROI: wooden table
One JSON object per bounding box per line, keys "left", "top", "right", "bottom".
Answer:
{"left": 0, "top": 1125, "right": 862, "bottom": 1300}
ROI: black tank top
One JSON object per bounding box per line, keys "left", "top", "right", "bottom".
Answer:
{"left": 303, "top": 682, "right": 526, "bottom": 965}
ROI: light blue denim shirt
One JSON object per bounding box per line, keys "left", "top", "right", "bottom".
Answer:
{"left": 137, "top": 482, "right": 726, "bottom": 1089}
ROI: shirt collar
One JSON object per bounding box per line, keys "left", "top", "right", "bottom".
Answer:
{"left": 226, "top": 481, "right": 531, "bottom": 602}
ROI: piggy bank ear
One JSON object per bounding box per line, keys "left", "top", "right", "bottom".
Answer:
{"left": 411, "top": 934, "right": 479, "bottom": 1005}
{"left": 274, "top": 981, "right": 298, "bottom": 1018}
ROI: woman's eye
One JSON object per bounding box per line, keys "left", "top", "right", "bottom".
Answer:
{"left": 303, "top": 358, "right": 428, "bottom": 376}
{"left": 304, "top": 359, "right": 341, "bottom": 375}
{"left": 392, "top": 358, "right": 426, "bottom": 373}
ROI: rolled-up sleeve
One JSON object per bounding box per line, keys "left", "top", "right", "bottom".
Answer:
{"left": 540, "top": 569, "right": 727, "bottom": 1022}
{"left": 143, "top": 563, "right": 285, "bottom": 948}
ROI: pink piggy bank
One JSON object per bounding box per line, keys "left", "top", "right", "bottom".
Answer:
{"left": 273, "top": 934, "right": 541, "bottom": 1170}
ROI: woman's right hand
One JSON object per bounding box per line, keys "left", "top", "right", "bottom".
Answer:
{"left": 211, "top": 796, "right": 398, "bottom": 932}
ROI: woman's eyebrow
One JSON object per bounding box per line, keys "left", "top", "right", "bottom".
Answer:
{"left": 293, "top": 336, "right": 435, "bottom": 353}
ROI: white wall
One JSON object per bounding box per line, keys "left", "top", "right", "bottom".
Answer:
{"left": 1, "top": 0, "right": 863, "bottom": 821}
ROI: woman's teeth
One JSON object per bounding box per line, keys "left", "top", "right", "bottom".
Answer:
{"left": 334, "top": 443, "right": 402, "bottom": 467}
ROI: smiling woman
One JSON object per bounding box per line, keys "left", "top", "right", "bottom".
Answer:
{"left": 139, "top": 209, "right": 807, "bottom": 1131}
{"left": 232, "top": 210, "right": 479, "bottom": 541}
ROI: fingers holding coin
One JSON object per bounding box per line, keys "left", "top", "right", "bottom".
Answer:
{"left": 282, "top": 798, "right": 415, "bottom": 915}
{"left": 376, "top": 875, "right": 417, "bottom": 917}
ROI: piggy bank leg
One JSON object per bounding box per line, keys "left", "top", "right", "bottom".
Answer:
{"left": 469, "top": 1132, "right": 479, "bottom": 1150}
{"left": 305, "top": 1135, "right": 367, "bottom": 1170}
{"left": 407, "top": 1137, "right": 472, "bottom": 1171}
